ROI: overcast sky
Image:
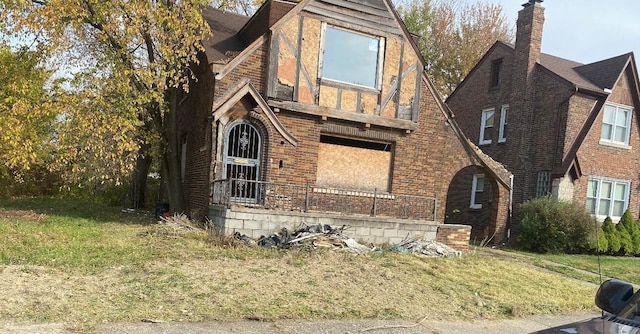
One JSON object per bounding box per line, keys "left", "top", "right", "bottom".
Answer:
{"left": 477, "top": 0, "right": 640, "bottom": 65}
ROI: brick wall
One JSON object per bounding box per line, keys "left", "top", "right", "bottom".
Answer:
{"left": 179, "top": 50, "right": 216, "bottom": 220}
{"left": 571, "top": 68, "right": 640, "bottom": 218}
{"left": 201, "top": 8, "right": 512, "bottom": 247}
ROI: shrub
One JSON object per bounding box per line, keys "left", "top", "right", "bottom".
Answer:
{"left": 591, "top": 228, "right": 609, "bottom": 254}
{"left": 517, "top": 197, "right": 597, "bottom": 254}
{"left": 601, "top": 217, "right": 621, "bottom": 254}
{"left": 617, "top": 221, "right": 634, "bottom": 255}
{"left": 618, "top": 209, "right": 640, "bottom": 254}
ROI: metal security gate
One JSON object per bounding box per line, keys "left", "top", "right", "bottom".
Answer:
{"left": 224, "top": 121, "right": 262, "bottom": 203}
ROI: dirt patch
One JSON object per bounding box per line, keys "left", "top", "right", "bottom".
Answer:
{"left": 0, "top": 209, "right": 47, "bottom": 221}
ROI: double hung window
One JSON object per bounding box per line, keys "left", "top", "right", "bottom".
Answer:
{"left": 586, "top": 177, "right": 629, "bottom": 219}
{"left": 498, "top": 105, "right": 508, "bottom": 143}
{"left": 601, "top": 103, "right": 632, "bottom": 146}
{"left": 479, "top": 109, "right": 494, "bottom": 145}
{"left": 470, "top": 174, "right": 485, "bottom": 209}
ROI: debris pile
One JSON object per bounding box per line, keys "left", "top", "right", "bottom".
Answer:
{"left": 233, "top": 223, "right": 374, "bottom": 254}
{"left": 142, "top": 213, "right": 204, "bottom": 238}
{"left": 233, "top": 224, "right": 461, "bottom": 257}
{"left": 390, "top": 236, "right": 462, "bottom": 257}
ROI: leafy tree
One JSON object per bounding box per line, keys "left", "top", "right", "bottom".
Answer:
{"left": 0, "top": 45, "right": 58, "bottom": 176}
{"left": 1, "top": 0, "right": 211, "bottom": 211}
{"left": 397, "top": 0, "right": 514, "bottom": 97}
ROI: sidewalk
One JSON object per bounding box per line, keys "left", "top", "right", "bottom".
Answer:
{"left": 1, "top": 312, "right": 602, "bottom": 334}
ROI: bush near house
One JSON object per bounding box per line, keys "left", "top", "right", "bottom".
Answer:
{"left": 517, "top": 197, "right": 597, "bottom": 254}
{"left": 518, "top": 199, "right": 640, "bottom": 256}
{"left": 598, "top": 209, "right": 640, "bottom": 256}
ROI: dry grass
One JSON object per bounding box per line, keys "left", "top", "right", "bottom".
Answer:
{"left": 0, "top": 198, "right": 598, "bottom": 330}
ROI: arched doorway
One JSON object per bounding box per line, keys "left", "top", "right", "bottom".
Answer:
{"left": 224, "top": 121, "right": 262, "bottom": 203}
{"left": 445, "top": 165, "right": 501, "bottom": 244}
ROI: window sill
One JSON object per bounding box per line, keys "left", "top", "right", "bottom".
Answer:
{"left": 320, "top": 78, "right": 380, "bottom": 94}
{"left": 599, "top": 140, "right": 631, "bottom": 150}
{"left": 593, "top": 214, "right": 621, "bottom": 223}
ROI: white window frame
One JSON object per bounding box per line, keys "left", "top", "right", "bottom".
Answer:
{"left": 498, "top": 105, "right": 508, "bottom": 143}
{"left": 319, "top": 23, "right": 385, "bottom": 90}
{"left": 479, "top": 108, "right": 494, "bottom": 145}
{"left": 470, "top": 174, "right": 485, "bottom": 209}
{"left": 600, "top": 102, "right": 633, "bottom": 147}
{"left": 586, "top": 177, "right": 630, "bottom": 219}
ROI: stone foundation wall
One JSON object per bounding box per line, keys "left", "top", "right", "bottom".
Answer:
{"left": 210, "top": 205, "right": 471, "bottom": 251}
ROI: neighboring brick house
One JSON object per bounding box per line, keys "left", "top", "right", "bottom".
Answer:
{"left": 178, "top": 0, "right": 513, "bottom": 248}
{"left": 447, "top": 0, "right": 640, "bottom": 231}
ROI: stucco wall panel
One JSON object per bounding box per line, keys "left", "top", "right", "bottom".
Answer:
{"left": 299, "top": 17, "right": 321, "bottom": 104}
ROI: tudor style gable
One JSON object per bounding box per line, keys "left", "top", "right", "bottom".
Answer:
{"left": 266, "top": 0, "right": 422, "bottom": 131}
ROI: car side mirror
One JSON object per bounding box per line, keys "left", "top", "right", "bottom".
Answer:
{"left": 595, "top": 279, "right": 635, "bottom": 314}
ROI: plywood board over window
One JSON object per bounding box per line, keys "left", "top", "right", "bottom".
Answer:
{"left": 316, "top": 136, "right": 392, "bottom": 192}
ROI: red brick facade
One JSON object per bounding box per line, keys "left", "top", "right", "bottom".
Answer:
{"left": 447, "top": 1, "right": 640, "bottom": 235}
{"left": 179, "top": 0, "right": 512, "bottom": 245}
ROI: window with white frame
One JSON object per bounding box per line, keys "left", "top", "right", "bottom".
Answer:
{"left": 601, "top": 103, "right": 633, "bottom": 146}
{"left": 479, "top": 109, "right": 494, "bottom": 145}
{"left": 470, "top": 174, "right": 485, "bottom": 209}
{"left": 320, "top": 25, "right": 384, "bottom": 89}
{"left": 586, "top": 177, "right": 630, "bottom": 219}
{"left": 498, "top": 105, "right": 508, "bottom": 143}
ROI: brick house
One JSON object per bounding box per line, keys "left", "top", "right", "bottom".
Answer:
{"left": 178, "top": 0, "right": 513, "bottom": 248}
{"left": 446, "top": 0, "right": 640, "bottom": 231}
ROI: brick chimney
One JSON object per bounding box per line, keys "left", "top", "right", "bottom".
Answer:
{"left": 514, "top": 0, "right": 545, "bottom": 86}
{"left": 511, "top": 0, "right": 545, "bottom": 202}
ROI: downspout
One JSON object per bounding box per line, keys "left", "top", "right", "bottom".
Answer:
{"left": 507, "top": 174, "right": 514, "bottom": 244}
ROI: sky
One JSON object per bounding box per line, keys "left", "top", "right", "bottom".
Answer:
{"left": 475, "top": 0, "right": 640, "bottom": 65}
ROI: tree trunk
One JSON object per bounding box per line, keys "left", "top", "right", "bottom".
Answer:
{"left": 129, "top": 142, "right": 152, "bottom": 209}
{"left": 163, "top": 87, "right": 186, "bottom": 213}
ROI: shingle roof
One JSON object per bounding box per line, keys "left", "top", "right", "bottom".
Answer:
{"left": 201, "top": 7, "right": 250, "bottom": 64}
{"left": 538, "top": 52, "right": 632, "bottom": 93}
{"left": 201, "top": 1, "right": 297, "bottom": 65}
{"left": 574, "top": 53, "right": 632, "bottom": 90}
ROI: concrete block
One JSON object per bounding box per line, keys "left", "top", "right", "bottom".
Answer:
{"left": 354, "top": 226, "right": 371, "bottom": 238}
{"left": 370, "top": 228, "right": 385, "bottom": 237}
{"left": 226, "top": 219, "right": 243, "bottom": 230}
{"left": 233, "top": 212, "right": 255, "bottom": 221}
{"left": 383, "top": 229, "right": 399, "bottom": 238}
{"left": 243, "top": 220, "right": 262, "bottom": 230}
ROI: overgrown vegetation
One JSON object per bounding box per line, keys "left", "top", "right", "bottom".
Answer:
{"left": 517, "top": 197, "right": 597, "bottom": 254}
{"left": 0, "top": 197, "right": 596, "bottom": 330}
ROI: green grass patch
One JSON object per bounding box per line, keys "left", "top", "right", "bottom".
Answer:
{"left": 505, "top": 248, "right": 640, "bottom": 284}
{"left": 0, "top": 197, "right": 600, "bottom": 328}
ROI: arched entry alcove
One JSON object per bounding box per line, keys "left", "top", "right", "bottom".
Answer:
{"left": 445, "top": 165, "right": 503, "bottom": 244}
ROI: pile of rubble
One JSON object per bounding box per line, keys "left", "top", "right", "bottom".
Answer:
{"left": 233, "top": 223, "right": 373, "bottom": 254}
{"left": 390, "top": 236, "right": 462, "bottom": 257}
{"left": 232, "top": 223, "right": 461, "bottom": 257}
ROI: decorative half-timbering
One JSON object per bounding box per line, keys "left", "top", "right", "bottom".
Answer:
{"left": 178, "top": 0, "right": 513, "bottom": 249}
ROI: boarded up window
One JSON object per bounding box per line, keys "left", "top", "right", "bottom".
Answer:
{"left": 316, "top": 136, "right": 391, "bottom": 192}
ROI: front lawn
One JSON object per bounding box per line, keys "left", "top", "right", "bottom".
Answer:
{"left": 0, "top": 197, "right": 597, "bottom": 331}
